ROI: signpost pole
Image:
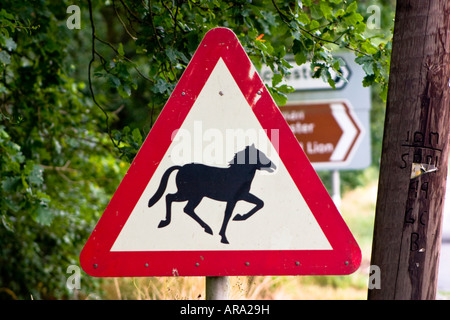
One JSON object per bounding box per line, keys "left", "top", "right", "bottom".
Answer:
{"left": 332, "top": 170, "right": 341, "bottom": 209}
{"left": 206, "top": 276, "right": 230, "bottom": 300}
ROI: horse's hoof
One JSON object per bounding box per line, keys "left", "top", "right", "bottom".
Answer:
{"left": 233, "top": 214, "right": 245, "bottom": 221}
{"left": 220, "top": 237, "right": 229, "bottom": 244}
{"left": 158, "top": 220, "right": 170, "bottom": 228}
{"left": 204, "top": 226, "right": 213, "bottom": 235}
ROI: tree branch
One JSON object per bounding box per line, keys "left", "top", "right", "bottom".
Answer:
{"left": 87, "top": 0, "right": 118, "bottom": 150}
{"left": 271, "top": 0, "right": 368, "bottom": 56}
{"left": 39, "top": 161, "right": 77, "bottom": 173}
{"left": 118, "top": 0, "right": 142, "bottom": 22}
{"left": 94, "top": 35, "right": 154, "bottom": 83}
{"left": 112, "top": 0, "right": 137, "bottom": 40}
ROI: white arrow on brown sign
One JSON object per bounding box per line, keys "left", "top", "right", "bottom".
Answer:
{"left": 280, "top": 100, "right": 364, "bottom": 169}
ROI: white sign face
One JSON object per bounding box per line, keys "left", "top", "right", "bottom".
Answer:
{"left": 260, "top": 61, "right": 351, "bottom": 91}
{"left": 111, "top": 58, "right": 332, "bottom": 252}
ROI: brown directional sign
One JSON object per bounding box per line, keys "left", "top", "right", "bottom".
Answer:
{"left": 280, "top": 100, "right": 364, "bottom": 168}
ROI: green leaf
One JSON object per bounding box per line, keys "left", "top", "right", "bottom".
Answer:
{"left": 335, "top": 8, "right": 345, "bottom": 18}
{"left": 108, "top": 74, "right": 121, "bottom": 88}
{"left": 361, "top": 41, "right": 378, "bottom": 55}
{"left": 27, "top": 164, "right": 44, "bottom": 187}
{"left": 319, "top": 1, "right": 333, "bottom": 19}
{"left": 297, "top": 12, "right": 310, "bottom": 26}
{"left": 292, "top": 39, "right": 308, "bottom": 65}
{"left": 35, "top": 206, "right": 54, "bottom": 226}
{"left": 380, "top": 83, "right": 389, "bottom": 101}
{"left": 0, "top": 51, "right": 11, "bottom": 65}
{"left": 362, "top": 74, "right": 376, "bottom": 87}
{"left": 327, "top": 76, "right": 336, "bottom": 89}
{"left": 132, "top": 128, "right": 142, "bottom": 145}
{"left": 344, "top": 12, "right": 364, "bottom": 27}
{"left": 362, "top": 62, "right": 374, "bottom": 75}
{"left": 118, "top": 43, "right": 125, "bottom": 56}
{"left": 165, "top": 47, "right": 178, "bottom": 64}
{"left": 1, "top": 214, "right": 14, "bottom": 232}
{"left": 4, "top": 198, "right": 21, "bottom": 212}
{"left": 276, "top": 84, "right": 295, "bottom": 94}
{"left": 1, "top": 176, "right": 20, "bottom": 191}
{"left": 333, "top": 60, "right": 340, "bottom": 71}
{"left": 4, "top": 37, "right": 17, "bottom": 51}
{"left": 309, "top": 20, "right": 320, "bottom": 31}
{"left": 0, "top": 9, "right": 15, "bottom": 20}
{"left": 152, "top": 78, "right": 171, "bottom": 94}
{"left": 355, "top": 55, "right": 375, "bottom": 75}
{"left": 267, "top": 86, "right": 288, "bottom": 106}
{"left": 117, "top": 84, "right": 131, "bottom": 97}
{"left": 311, "top": 63, "right": 324, "bottom": 78}
{"left": 346, "top": 1, "right": 358, "bottom": 13}
{"left": 0, "top": 36, "right": 17, "bottom": 51}
{"left": 6, "top": 141, "right": 25, "bottom": 165}
{"left": 272, "top": 73, "right": 283, "bottom": 86}
{"left": 112, "top": 129, "right": 122, "bottom": 142}
{"left": 20, "top": 174, "right": 28, "bottom": 189}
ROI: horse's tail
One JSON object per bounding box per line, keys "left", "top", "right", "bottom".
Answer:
{"left": 148, "top": 165, "right": 182, "bottom": 207}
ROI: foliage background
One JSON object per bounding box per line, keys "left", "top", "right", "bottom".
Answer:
{"left": 0, "top": 0, "right": 393, "bottom": 299}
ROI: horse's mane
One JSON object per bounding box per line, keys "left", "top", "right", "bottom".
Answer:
{"left": 228, "top": 152, "right": 242, "bottom": 166}
{"left": 228, "top": 145, "right": 256, "bottom": 166}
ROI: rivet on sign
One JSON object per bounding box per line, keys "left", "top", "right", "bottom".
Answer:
{"left": 181, "top": 92, "right": 186, "bottom": 96}
{"left": 195, "top": 263, "right": 200, "bottom": 267}
{"left": 145, "top": 263, "right": 149, "bottom": 267}
{"left": 93, "top": 263, "right": 98, "bottom": 269}
{"left": 245, "top": 262, "right": 250, "bottom": 266}
{"left": 295, "top": 261, "right": 300, "bottom": 266}
{"left": 257, "top": 90, "right": 262, "bottom": 95}
{"left": 219, "top": 91, "right": 224, "bottom": 96}
{"left": 345, "top": 261, "right": 349, "bottom": 266}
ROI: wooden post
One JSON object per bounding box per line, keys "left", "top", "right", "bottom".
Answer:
{"left": 368, "top": 0, "right": 450, "bottom": 299}
{"left": 206, "top": 276, "right": 230, "bottom": 300}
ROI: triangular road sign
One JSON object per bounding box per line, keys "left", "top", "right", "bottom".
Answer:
{"left": 80, "top": 28, "right": 361, "bottom": 277}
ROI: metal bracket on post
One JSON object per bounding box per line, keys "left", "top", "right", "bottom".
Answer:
{"left": 206, "top": 276, "right": 230, "bottom": 300}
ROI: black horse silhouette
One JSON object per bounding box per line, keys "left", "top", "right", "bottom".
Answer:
{"left": 148, "top": 144, "right": 276, "bottom": 244}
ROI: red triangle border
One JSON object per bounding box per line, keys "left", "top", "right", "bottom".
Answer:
{"left": 80, "top": 28, "right": 361, "bottom": 277}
